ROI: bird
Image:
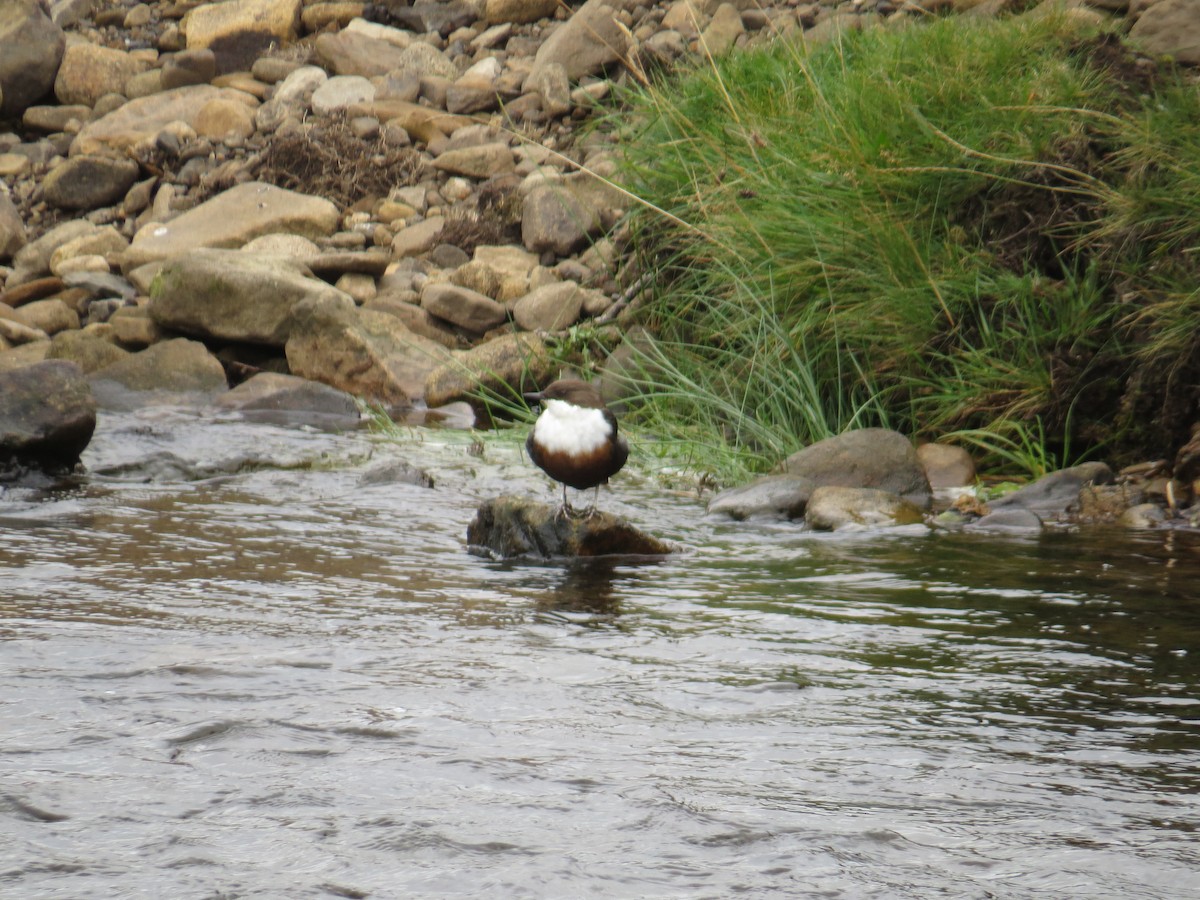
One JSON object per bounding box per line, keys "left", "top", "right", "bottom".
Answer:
{"left": 523, "top": 379, "right": 629, "bottom": 517}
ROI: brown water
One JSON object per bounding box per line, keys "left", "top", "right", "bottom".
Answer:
{"left": 2, "top": 407, "right": 1199, "bottom": 899}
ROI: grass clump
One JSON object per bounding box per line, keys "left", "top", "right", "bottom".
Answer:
{"left": 612, "top": 12, "right": 1200, "bottom": 481}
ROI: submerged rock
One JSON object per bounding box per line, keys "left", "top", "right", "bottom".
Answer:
{"left": 804, "top": 486, "right": 926, "bottom": 531}
{"left": 0, "top": 359, "right": 96, "bottom": 475}
{"left": 467, "top": 495, "right": 673, "bottom": 560}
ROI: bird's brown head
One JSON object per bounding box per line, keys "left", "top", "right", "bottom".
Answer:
{"left": 523, "top": 379, "right": 608, "bottom": 410}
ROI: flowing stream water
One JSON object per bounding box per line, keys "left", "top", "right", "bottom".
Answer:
{"left": 2, "top": 406, "right": 1198, "bottom": 899}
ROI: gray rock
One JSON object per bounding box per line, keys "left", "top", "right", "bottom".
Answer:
{"left": 47, "top": 328, "right": 131, "bottom": 373}
{"left": 90, "top": 337, "right": 228, "bottom": 396}
{"left": 54, "top": 43, "right": 149, "bottom": 107}
{"left": 522, "top": 182, "right": 602, "bottom": 256}
{"left": 366, "top": 294, "right": 464, "bottom": 349}
{"left": 433, "top": 142, "right": 515, "bottom": 178}
{"left": 42, "top": 155, "right": 140, "bottom": 211}
{"left": 701, "top": 3, "right": 745, "bottom": 55}
{"left": 485, "top": 0, "right": 560, "bottom": 24}
{"left": 213, "top": 371, "right": 361, "bottom": 428}
{"left": 0, "top": 0, "right": 65, "bottom": 119}
{"left": 284, "top": 299, "right": 452, "bottom": 404}
{"left": 970, "top": 507, "right": 1043, "bottom": 531}
{"left": 70, "top": 84, "right": 233, "bottom": 156}
{"left": 311, "top": 75, "right": 376, "bottom": 115}
{"left": 526, "top": 62, "right": 570, "bottom": 117}
{"left": 424, "top": 332, "right": 551, "bottom": 408}
{"left": 421, "top": 282, "right": 508, "bottom": 333}
{"left": 780, "top": 428, "right": 932, "bottom": 507}
{"left": 985, "top": 462, "right": 1114, "bottom": 520}
{"left": 0, "top": 187, "right": 25, "bottom": 259}
{"left": 149, "top": 248, "right": 355, "bottom": 347}
{"left": 313, "top": 30, "right": 413, "bottom": 79}
{"left": 916, "top": 442, "right": 976, "bottom": 490}
{"left": 0, "top": 359, "right": 96, "bottom": 474}
{"left": 180, "top": 0, "right": 302, "bottom": 74}
{"left": 160, "top": 48, "right": 218, "bottom": 90}
{"left": 123, "top": 182, "right": 341, "bottom": 270}
{"left": 805, "top": 486, "right": 925, "bottom": 531}
{"left": 390, "top": 42, "right": 459, "bottom": 82}
{"left": 531, "top": 0, "right": 633, "bottom": 82}
{"left": 391, "top": 0, "right": 477, "bottom": 37}
{"left": 359, "top": 457, "right": 434, "bottom": 489}
{"left": 1130, "top": 0, "right": 1200, "bottom": 65}
{"left": 467, "top": 495, "right": 673, "bottom": 559}
{"left": 512, "top": 281, "right": 583, "bottom": 331}
{"left": 707, "top": 474, "right": 816, "bottom": 520}
{"left": 61, "top": 270, "right": 138, "bottom": 301}
{"left": 8, "top": 220, "right": 97, "bottom": 287}
{"left": 9, "top": 298, "right": 79, "bottom": 335}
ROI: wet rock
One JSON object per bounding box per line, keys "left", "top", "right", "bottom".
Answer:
{"left": 532, "top": 0, "right": 634, "bottom": 82}
{"left": 707, "top": 474, "right": 815, "bottom": 520}
{"left": 71, "top": 84, "right": 246, "bottom": 157}
{"left": 985, "top": 462, "right": 1114, "bottom": 521}
{"left": 467, "top": 496, "right": 673, "bottom": 559}
{"left": 42, "top": 155, "right": 140, "bottom": 211}
{"left": 359, "top": 457, "right": 434, "bottom": 488}
{"left": 420, "top": 282, "right": 508, "bottom": 333}
{"left": 123, "top": 182, "right": 341, "bottom": 270}
{"left": 0, "top": 360, "right": 96, "bottom": 475}
{"left": 1129, "top": 0, "right": 1200, "bottom": 65}
{"left": 779, "top": 428, "right": 932, "bottom": 507}
{"left": 47, "top": 328, "right": 131, "bottom": 373}
{"left": 522, "top": 182, "right": 603, "bottom": 256}
{"left": 970, "top": 507, "right": 1043, "bottom": 530}
{"left": 805, "top": 486, "right": 925, "bottom": 531}
{"left": 917, "top": 442, "right": 976, "bottom": 490}
{"left": 0, "top": 188, "right": 25, "bottom": 259}
{"left": 90, "top": 337, "right": 228, "bottom": 396}
{"left": 424, "top": 331, "right": 551, "bottom": 408}
{"left": 160, "top": 48, "right": 218, "bottom": 90}
{"left": 285, "top": 298, "right": 452, "bottom": 404}
{"left": 181, "top": 0, "right": 303, "bottom": 74}
{"left": 0, "top": 0, "right": 66, "bottom": 119}
{"left": 9, "top": 298, "right": 79, "bottom": 335}
{"left": 512, "top": 281, "right": 583, "bottom": 331}
{"left": 149, "top": 248, "right": 355, "bottom": 346}
{"left": 54, "top": 43, "right": 149, "bottom": 107}
{"left": 1119, "top": 503, "right": 1167, "bottom": 529}
{"left": 213, "top": 371, "right": 361, "bottom": 427}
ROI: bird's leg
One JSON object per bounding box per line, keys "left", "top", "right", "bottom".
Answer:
{"left": 583, "top": 485, "right": 601, "bottom": 518}
{"left": 555, "top": 483, "right": 573, "bottom": 519}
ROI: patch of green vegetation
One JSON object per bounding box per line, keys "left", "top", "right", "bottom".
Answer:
{"left": 612, "top": 12, "right": 1200, "bottom": 482}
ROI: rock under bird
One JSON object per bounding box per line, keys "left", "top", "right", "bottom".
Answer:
{"left": 524, "top": 379, "right": 629, "bottom": 514}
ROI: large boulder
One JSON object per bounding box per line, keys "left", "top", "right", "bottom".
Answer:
{"left": 71, "top": 85, "right": 251, "bottom": 157}
{"left": 122, "top": 182, "right": 340, "bottom": 270}
{"left": 707, "top": 474, "right": 815, "bottom": 521}
{"left": 467, "top": 496, "right": 673, "bottom": 559}
{"left": 424, "top": 332, "right": 552, "bottom": 409}
{"left": 804, "top": 486, "right": 925, "bottom": 531}
{"left": 90, "top": 338, "right": 228, "bottom": 396}
{"left": 181, "top": 0, "right": 303, "bottom": 73}
{"left": 531, "top": 0, "right": 633, "bottom": 82}
{"left": 54, "top": 43, "right": 149, "bottom": 106}
{"left": 0, "top": 360, "right": 96, "bottom": 474}
{"left": 285, "top": 299, "right": 453, "bottom": 404}
{"left": 0, "top": 0, "right": 65, "bottom": 119}
{"left": 1130, "top": 0, "right": 1200, "bottom": 65}
{"left": 976, "top": 462, "right": 1114, "bottom": 525}
{"left": 148, "top": 248, "right": 355, "bottom": 346}
{"left": 42, "top": 155, "right": 140, "bottom": 211}
{"left": 779, "top": 428, "right": 932, "bottom": 508}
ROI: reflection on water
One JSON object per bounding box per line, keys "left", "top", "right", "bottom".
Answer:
{"left": 1, "top": 408, "right": 1198, "bottom": 898}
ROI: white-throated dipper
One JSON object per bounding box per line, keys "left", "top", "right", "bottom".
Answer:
{"left": 524, "top": 379, "right": 629, "bottom": 516}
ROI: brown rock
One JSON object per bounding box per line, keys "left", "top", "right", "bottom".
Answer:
{"left": 54, "top": 43, "right": 149, "bottom": 107}
{"left": 467, "top": 496, "right": 672, "bottom": 559}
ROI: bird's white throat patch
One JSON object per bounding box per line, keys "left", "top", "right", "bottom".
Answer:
{"left": 533, "top": 399, "right": 612, "bottom": 455}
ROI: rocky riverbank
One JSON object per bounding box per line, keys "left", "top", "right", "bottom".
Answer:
{"left": 3, "top": 0, "right": 1200, "bottom": 535}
